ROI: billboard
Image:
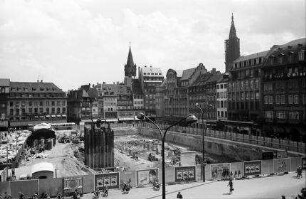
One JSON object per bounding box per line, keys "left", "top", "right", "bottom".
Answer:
{"left": 63, "top": 177, "right": 83, "bottom": 195}
{"left": 175, "top": 166, "right": 196, "bottom": 182}
{"left": 244, "top": 161, "right": 261, "bottom": 176}
{"left": 136, "top": 168, "right": 158, "bottom": 187}
{"left": 274, "top": 158, "right": 290, "bottom": 173}
{"left": 210, "top": 163, "right": 231, "bottom": 180}
{"left": 95, "top": 172, "right": 120, "bottom": 190}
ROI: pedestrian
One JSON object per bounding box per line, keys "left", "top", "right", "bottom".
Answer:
{"left": 228, "top": 178, "right": 234, "bottom": 194}
{"left": 177, "top": 192, "right": 183, "bottom": 199}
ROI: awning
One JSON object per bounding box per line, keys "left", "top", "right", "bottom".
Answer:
{"left": 56, "top": 115, "right": 61, "bottom": 117}
{"left": 62, "top": 115, "right": 67, "bottom": 117}
{"left": 46, "top": 115, "right": 50, "bottom": 118}
{"left": 51, "top": 115, "right": 56, "bottom": 118}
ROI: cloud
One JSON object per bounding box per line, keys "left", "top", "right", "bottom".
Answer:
{"left": 0, "top": 0, "right": 305, "bottom": 90}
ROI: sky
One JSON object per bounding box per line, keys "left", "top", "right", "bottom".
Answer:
{"left": 0, "top": 0, "right": 305, "bottom": 91}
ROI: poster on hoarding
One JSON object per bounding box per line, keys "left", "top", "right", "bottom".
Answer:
{"left": 244, "top": 161, "right": 261, "bottom": 176}
{"left": 63, "top": 177, "right": 83, "bottom": 195}
{"left": 274, "top": 158, "right": 290, "bottom": 173}
{"left": 302, "top": 157, "right": 306, "bottom": 170}
{"left": 210, "top": 163, "right": 231, "bottom": 180}
{"left": 175, "top": 166, "right": 196, "bottom": 182}
{"left": 95, "top": 172, "right": 119, "bottom": 190}
{"left": 137, "top": 168, "right": 158, "bottom": 187}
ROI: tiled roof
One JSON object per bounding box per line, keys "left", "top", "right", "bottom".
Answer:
{"left": 141, "top": 66, "right": 163, "bottom": 75}
{"left": 181, "top": 68, "right": 196, "bottom": 80}
{"left": 0, "top": 79, "right": 10, "bottom": 87}
{"left": 234, "top": 50, "right": 269, "bottom": 63}
{"left": 10, "top": 81, "right": 63, "bottom": 93}
{"left": 191, "top": 72, "right": 222, "bottom": 87}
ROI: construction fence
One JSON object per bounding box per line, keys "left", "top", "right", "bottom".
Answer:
{"left": 0, "top": 157, "right": 303, "bottom": 197}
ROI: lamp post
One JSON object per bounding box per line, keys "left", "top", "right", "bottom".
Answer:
{"left": 195, "top": 103, "right": 206, "bottom": 182}
{"left": 137, "top": 113, "right": 197, "bottom": 199}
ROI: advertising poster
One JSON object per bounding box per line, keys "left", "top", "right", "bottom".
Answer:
{"left": 302, "top": 157, "right": 306, "bottom": 170}
{"left": 95, "top": 172, "right": 120, "bottom": 190}
{"left": 63, "top": 177, "right": 83, "bottom": 195}
{"left": 210, "top": 163, "right": 231, "bottom": 180}
{"left": 137, "top": 169, "right": 158, "bottom": 187}
{"left": 274, "top": 158, "right": 290, "bottom": 173}
{"left": 244, "top": 161, "right": 261, "bottom": 176}
{"left": 175, "top": 166, "right": 196, "bottom": 182}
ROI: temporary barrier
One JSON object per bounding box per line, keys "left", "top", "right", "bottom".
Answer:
{"left": 63, "top": 176, "right": 83, "bottom": 195}
{"left": 244, "top": 160, "right": 261, "bottom": 176}
{"left": 261, "top": 159, "right": 274, "bottom": 175}
{"left": 136, "top": 168, "right": 158, "bottom": 187}
{"left": 10, "top": 179, "right": 38, "bottom": 198}
{"left": 174, "top": 166, "right": 196, "bottom": 182}
{"left": 95, "top": 172, "right": 120, "bottom": 190}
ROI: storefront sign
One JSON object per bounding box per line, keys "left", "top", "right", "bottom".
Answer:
{"left": 175, "top": 166, "right": 196, "bottom": 182}
{"left": 244, "top": 161, "right": 261, "bottom": 176}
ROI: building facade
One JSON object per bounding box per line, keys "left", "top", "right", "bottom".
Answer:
{"left": 139, "top": 66, "right": 164, "bottom": 117}
{"left": 261, "top": 38, "right": 306, "bottom": 141}
{"left": 216, "top": 74, "right": 229, "bottom": 121}
{"left": 0, "top": 79, "right": 66, "bottom": 128}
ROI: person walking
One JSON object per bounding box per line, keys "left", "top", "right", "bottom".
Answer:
{"left": 177, "top": 192, "right": 183, "bottom": 199}
{"left": 228, "top": 178, "right": 234, "bottom": 194}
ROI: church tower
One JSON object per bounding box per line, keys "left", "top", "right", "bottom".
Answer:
{"left": 124, "top": 45, "right": 136, "bottom": 77}
{"left": 225, "top": 13, "right": 240, "bottom": 72}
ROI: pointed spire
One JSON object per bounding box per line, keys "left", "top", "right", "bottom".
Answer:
{"left": 229, "top": 13, "right": 237, "bottom": 38}
{"left": 127, "top": 43, "right": 134, "bottom": 67}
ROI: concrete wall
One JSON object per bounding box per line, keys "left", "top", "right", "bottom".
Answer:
{"left": 39, "top": 178, "right": 62, "bottom": 196}
{"left": 10, "top": 179, "right": 38, "bottom": 198}
{"left": 138, "top": 127, "right": 263, "bottom": 161}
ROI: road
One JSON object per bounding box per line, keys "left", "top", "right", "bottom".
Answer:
{"left": 82, "top": 171, "right": 305, "bottom": 199}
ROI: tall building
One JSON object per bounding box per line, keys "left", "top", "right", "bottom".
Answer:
{"left": 225, "top": 13, "right": 240, "bottom": 72}
{"left": 0, "top": 79, "right": 67, "bottom": 128}
{"left": 216, "top": 74, "right": 229, "bottom": 121}
{"left": 261, "top": 38, "right": 306, "bottom": 142}
{"left": 139, "top": 66, "right": 164, "bottom": 117}
{"left": 228, "top": 51, "right": 267, "bottom": 125}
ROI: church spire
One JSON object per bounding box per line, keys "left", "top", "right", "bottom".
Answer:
{"left": 124, "top": 43, "right": 136, "bottom": 77}
{"left": 229, "top": 13, "right": 237, "bottom": 38}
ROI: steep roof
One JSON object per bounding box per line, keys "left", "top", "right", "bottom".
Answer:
{"left": 181, "top": 68, "right": 196, "bottom": 81}
{"left": 141, "top": 66, "right": 163, "bottom": 75}
{"left": 234, "top": 50, "right": 269, "bottom": 63}
{"left": 10, "top": 81, "right": 63, "bottom": 93}
{"left": 229, "top": 13, "right": 237, "bottom": 38}
{"left": 0, "top": 79, "right": 10, "bottom": 87}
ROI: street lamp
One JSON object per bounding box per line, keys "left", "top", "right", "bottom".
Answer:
{"left": 195, "top": 103, "right": 206, "bottom": 182}
{"left": 137, "top": 113, "right": 197, "bottom": 199}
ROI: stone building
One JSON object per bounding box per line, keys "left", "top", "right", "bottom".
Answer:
{"left": 138, "top": 66, "right": 164, "bottom": 117}
{"left": 228, "top": 51, "right": 267, "bottom": 124}
{"left": 189, "top": 69, "right": 222, "bottom": 124}
{"left": 0, "top": 79, "right": 66, "bottom": 128}
{"left": 216, "top": 74, "right": 229, "bottom": 121}
{"left": 261, "top": 38, "right": 306, "bottom": 141}
{"left": 225, "top": 13, "right": 240, "bottom": 72}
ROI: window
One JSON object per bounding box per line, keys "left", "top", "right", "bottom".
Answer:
{"left": 34, "top": 108, "right": 38, "bottom": 113}
{"left": 269, "top": 96, "right": 273, "bottom": 104}
{"left": 40, "top": 108, "right": 43, "bottom": 113}
{"left": 265, "top": 111, "right": 273, "bottom": 119}
{"left": 52, "top": 101, "right": 55, "bottom": 106}
{"left": 40, "top": 101, "right": 43, "bottom": 106}
{"left": 28, "top": 108, "right": 32, "bottom": 113}
{"left": 289, "top": 111, "right": 299, "bottom": 120}
{"left": 288, "top": 95, "right": 293, "bottom": 104}
{"left": 57, "top": 108, "right": 60, "bottom": 113}
{"left": 255, "top": 92, "right": 259, "bottom": 100}
{"left": 281, "top": 95, "right": 285, "bottom": 104}
{"left": 46, "top": 101, "right": 49, "bottom": 106}
{"left": 46, "top": 108, "right": 49, "bottom": 114}
{"left": 62, "top": 108, "right": 66, "bottom": 113}
{"left": 276, "top": 111, "right": 286, "bottom": 119}
{"left": 298, "top": 50, "right": 305, "bottom": 61}
{"left": 57, "top": 101, "right": 61, "bottom": 106}
{"left": 52, "top": 108, "right": 55, "bottom": 113}
{"left": 294, "top": 95, "right": 299, "bottom": 104}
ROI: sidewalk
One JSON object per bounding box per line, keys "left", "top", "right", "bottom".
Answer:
{"left": 81, "top": 172, "right": 305, "bottom": 199}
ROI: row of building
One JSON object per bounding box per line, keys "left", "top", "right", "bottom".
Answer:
{"left": 0, "top": 14, "right": 305, "bottom": 142}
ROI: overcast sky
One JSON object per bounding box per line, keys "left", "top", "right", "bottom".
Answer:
{"left": 0, "top": 0, "right": 305, "bottom": 91}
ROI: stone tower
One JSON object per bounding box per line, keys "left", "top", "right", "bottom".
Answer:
{"left": 225, "top": 13, "right": 240, "bottom": 72}
{"left": 124, "top": 45, "right": 137, "bottom": 77}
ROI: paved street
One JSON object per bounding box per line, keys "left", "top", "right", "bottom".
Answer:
{"left": 82, "top": 171, "right": 305, "bottom": 199}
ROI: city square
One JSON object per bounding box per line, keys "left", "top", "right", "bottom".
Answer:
{"left": 0, "top": 0, "right": 305, "bottom": 198}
